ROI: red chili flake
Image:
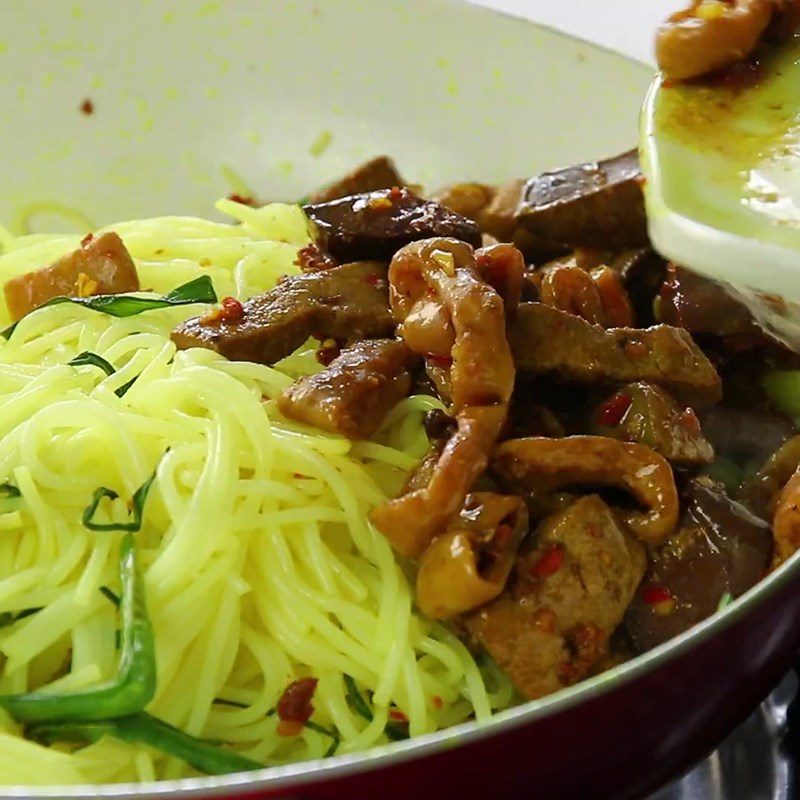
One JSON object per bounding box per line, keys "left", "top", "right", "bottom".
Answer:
{"left": 389, "top": 708, "right": 408, "bottom": 723}
{"left": 80, "top": 98, "right": 94, "bottom": 115}
{"left": 316, "top": 338, "right": 341, "bottom": 366}
{"left": 295, "top": 243, "right": 337, "bottom": 273}
{"left": 425, "top": 352, "right": 453, "bottom": 370}
{"left": 276, "top": 677, "right": 318, "bottom": 733}
{"left": 219, "top": 296, "right": 244, "bottom": 323}
{"left": 530, "top": 544, "right": 565, "bottom": 579}
{"left": 389, "top": 186, "right": 404, "bottom": 200}
{"left": 586, "top": 523, "right": 601, "bottom": 539}
{"left": 227, "top": 193, "right": 257, "bottom": 207}
{"left": 641, "top": 585, "right": 672, "bottom": 605}
{"left": 596, "top": 393, "right": 632, "bottom": 427}
{"left": 431, "top": 695, "right": 443, "bottom": 710}
{"left": 80, "top": 232, "right": 94, "bottom": 247}
{"left": 677, "top": 408, "right": 701, "bottom": 436}
{"left": 624, "top": 340, "right": 647, "bottom": 359}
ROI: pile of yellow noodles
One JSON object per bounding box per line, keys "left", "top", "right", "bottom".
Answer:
{"left": 0, "top": 200, "right": 513, "bottom": 786}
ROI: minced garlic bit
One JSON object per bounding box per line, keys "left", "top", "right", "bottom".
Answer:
{"left": 695, "top": 0, "right": 727, "bottom": 20}
{"left": 653, "top": 598, "right": 676, "bottom": 617}
{"left": 75, "top": 272, "right": 99, "bottom": 297}
{"left": 431, "top": 249, "right": 456, "bottom": 276}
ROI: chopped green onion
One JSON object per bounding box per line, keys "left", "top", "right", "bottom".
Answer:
{"left": 68, "top": 351, "right": 138, "bottom": 397}
{"left": 304, "top": 719, "right": 340, "bottom": 758}
{"left": 344, "top": 675, "right": 373, "bottom": 722}
{"left": 0, "top": 608, "right": 42, "bottom": 630}
{"left": 0, "top": 483, "right": 23, "bottom": 515}
{"left": 99, "top": 586, "right": 121, "bottom": 608}
{"left": 717, "top": 592, "right": 734, "bottom": 612}
{"left": 0, "top": 534, "right": 155, "bottom": 722}
{"left": 27, "top": 712, "right": 262, "bottom": 776}
{"left": 2, "top": 276, "right": 218, "bottom": 339}
{"left": 82, "top": 469, "right": 156, "bottom": 533}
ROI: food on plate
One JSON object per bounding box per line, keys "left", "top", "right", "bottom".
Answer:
{"left": 656, "top": 0, "right": 800, "bottom": 82}
{"left": 1, "top": 145, "right": 799, "bottom": 785}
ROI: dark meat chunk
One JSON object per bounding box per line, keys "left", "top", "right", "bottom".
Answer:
{"left": 465, "top": 495, "right": 645, "bottom": 700}
{"left": 303, "top": 189, "right": 481, "bottom": 262}
{"left": 591, "top": 382, "right": 714, "bottom": 466}
{"left": 623, "top": 478, "right": 772, "bottom": 652}
{"left": 416, "top": 492, "right": 528, "bottom": 619}
{"left": 4, "top": 232, "right": 140, "bottom": 321}
{"left": 171, "top": 261, "right": 393, "bottom": 365}
{"left": 309, "top": 156, "right": 405, "bottom": 203}
{"left": 656, "top": 263, "right": 770, "bottom": 348}
{"left": 508, "top": 303, "right": 722, "bottom": 408}
{"left": 739, "top": 434, "right": 800, "bottom": 521}
{"left": 515, "top": 150, "right": 647, "bottom": 250}
{"left": 431, "top": 183, "right": 496, "bottom": 223}
{"left": 277, "top": 339, "right": 414, "bottom": 439}
{"left": 612, "top": 248, "right": 667, "bottom": 327}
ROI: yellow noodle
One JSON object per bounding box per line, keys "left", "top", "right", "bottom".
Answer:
{"left": 0, "top": 201, "right": 513, "bottom": 784}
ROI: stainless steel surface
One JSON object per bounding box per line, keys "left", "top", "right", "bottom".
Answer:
{"left": 651, "top": 673, "right": 797, "bottom": 800}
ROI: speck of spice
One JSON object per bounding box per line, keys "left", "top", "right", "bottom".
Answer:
{"left": 310, "top": 129, "right": 333, "bottom": 157}
{"left": 80, "top": 98, "right": 94, "bottom": 115}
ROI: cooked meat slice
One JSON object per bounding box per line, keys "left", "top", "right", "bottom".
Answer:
{"left": 303, "top": 188, "right": 481, "bottom": 262}
{"left": 309, "top": 156, "right": 405, "bottom": 203}
{"left": 480, "top": 179, "right": 525, "bottom": 243}
{"left": 624, "top": 478, "right": 771, "bottom": 651}
{"left": 592, "top": 382, "right": 714, "bottom": 466}
{"left": 492, "top": 436, "right": 679, "bottom": 543}
{"left": 508, "top": 302, "right": 722, "bottom": 408}
{"left": 475, "top": 243, "right": 526, "bottom": 317}
{"left": 613, "top": 248, "right": 667, "bottom": 327}
{"left": 515, "top": 150, "right": 647, "bottom": 250}
{"left": 740, "top": 434, "right": 800, "bottom": 521}
{"left": 4, "top": 232, "right": 140, "bottom": 321}
{"left": 656, "top": 263, "right": 777, "bottom": 351}
{"left": 465, "top": 495, "right": 646, "bottom": 700}
{"left": 416, "top": 492, "right": 528, "bottom": 620}
{"left": 370, "top": 238, "right": 515, "bottom": 558}
{"left": 171, "top": 261, "right": 393, "bottom": 365}
{"left": 656, "top": 0, "right": 791, "bottom": 82}
{"left": 277, "top": 339, "right": 414, "bottom": 439}
{"left": 430, "top": 183, "right": 496, "bottom": 223}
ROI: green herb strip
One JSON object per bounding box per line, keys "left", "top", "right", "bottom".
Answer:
{"left": 3, "top": 275, "right": 218, "bottom": 339}
{"left": 0, "top": 483, "right": 23, "bottom": 515}
{"left": 26, "top": 713, "right": 262, "bottom": 776}
{"left": 82, "top": 470, "right": 156, "bottom": 533}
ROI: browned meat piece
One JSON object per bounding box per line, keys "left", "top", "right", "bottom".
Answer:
{"left": 370, "top": 238, "right": 515, "bottom": 558}
{"left": 515, "top": 150, "right": 647, "bottom": 251}
{"left": 416, "top": 492, "right": 528, "bottom": 620}
{"left": 492, "top": 436, "right": 679, "bottom": 543}
{"left": 624, "top": 478, "right": 771, "bottom": 651}
{"left": 740, "top": 434, "right": 800, "bottom": 520}
{"left": 612, "top": 248, "right": 667, "bottom": 327}
{"left": 172, "top": 261, "right": 393, "bottom": 365}
{"left": 475, "top": 243, "right": 525, "bottom": 317}
{"left": 430, "top": 183, "right": 496, "bottom": 223}
{"left": 592, "top": 382, "right": 714, "bottom": 466}
{"left": 277, "top": 339, "right": 414, "bottom": 439}
{"left": 303, "top": 188, "right": 481, "bottom": 262}
{"left": 4, "top": 232, "right": 140, "bottom": 321}
{"left": 533, "top": 263, "right": 635, "bottom": 328}
{"left": 657, "top": 263, "right": 771, "bottom": 349}
{"left": 309, "top": 156, "right": 405, "bottom": 203}
{"left": 508, "top": 302, "right": 722, "bottom": 408}
{"left": 656, "top": 0, "right": 791, "bottom": 82}
{"left": 465, "top": 495, "right": 645, "bottom": 700}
